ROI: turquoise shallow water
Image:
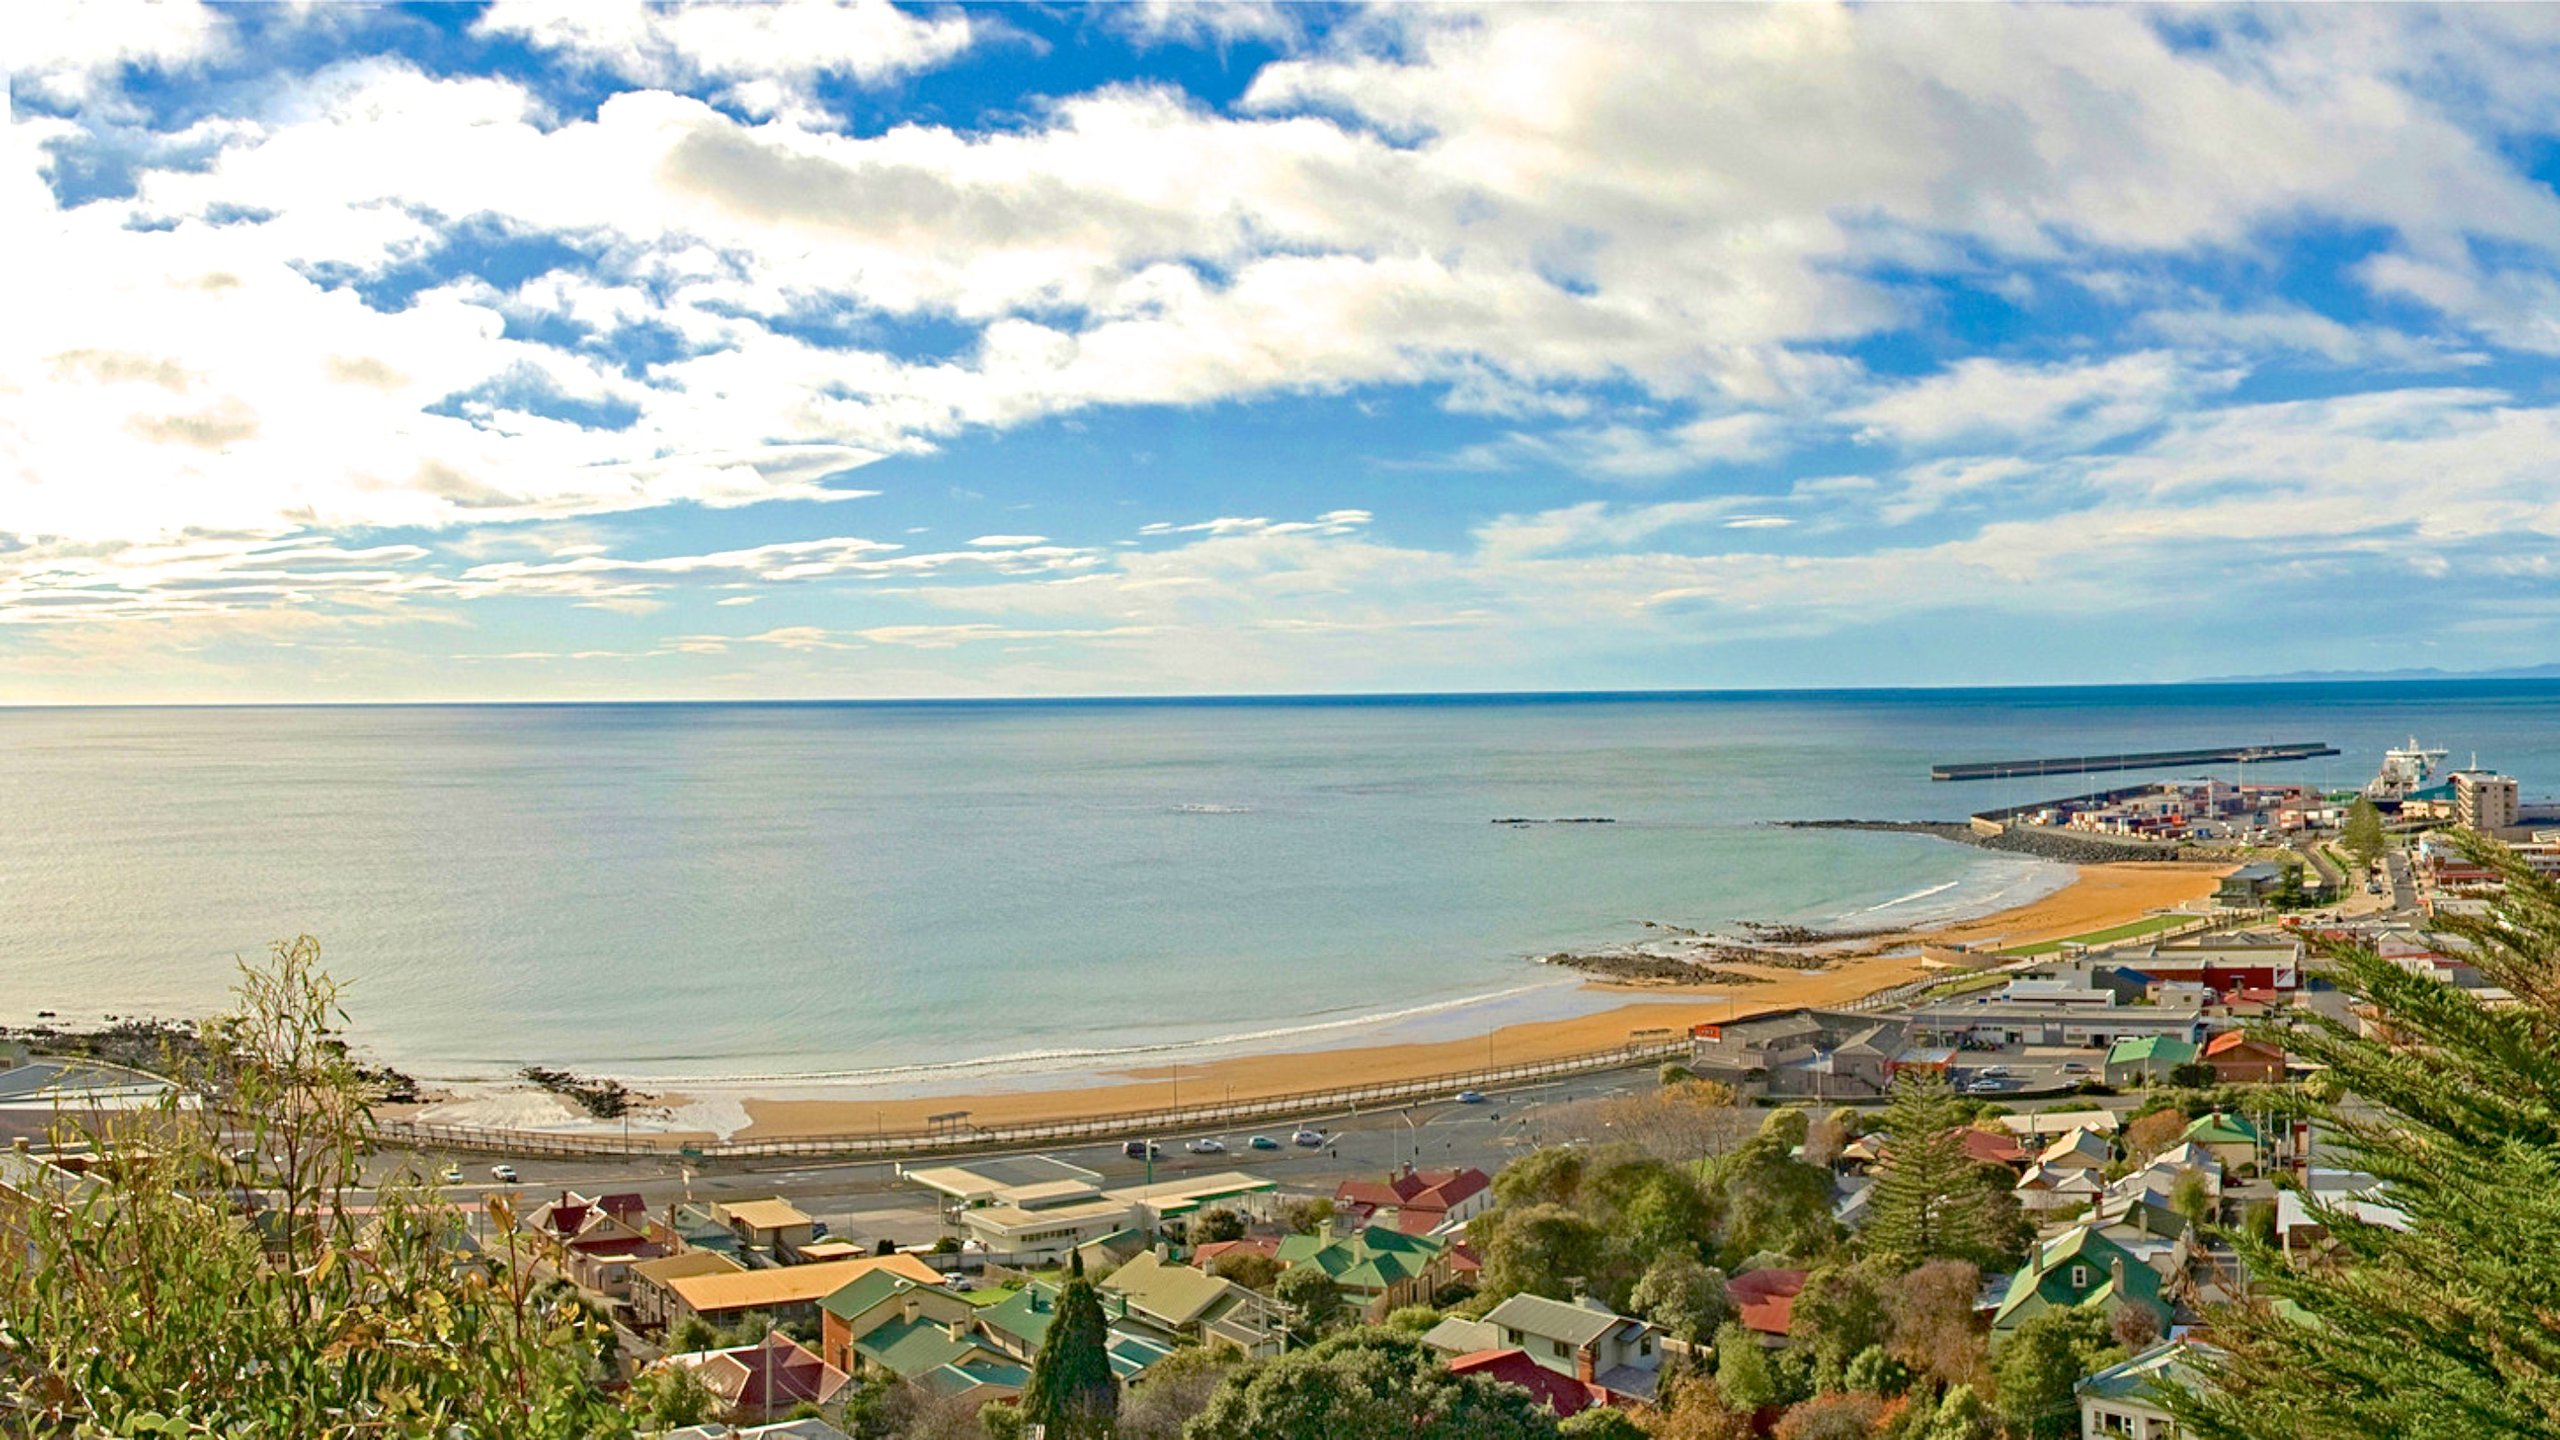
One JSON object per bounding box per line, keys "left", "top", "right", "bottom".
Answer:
{"left": 4, "top": 684, "right": 2556, "bottom": 1081}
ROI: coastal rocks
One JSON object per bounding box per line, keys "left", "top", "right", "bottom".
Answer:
{"left": 1782, "top": 818, "right": 2188, "bottom": 866}
{"left": 517, "top": 1064, "right": 636, "bottom": 1119}
{"left": 1538, "top": 951, "right": 1772, "bottom": 986}
{"left": 1492, "top": 816, "right": 1617, "bottom": 825}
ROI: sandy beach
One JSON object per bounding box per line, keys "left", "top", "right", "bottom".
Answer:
{"left": 713, "top": 859, "right": 2227, "bottom": 1142}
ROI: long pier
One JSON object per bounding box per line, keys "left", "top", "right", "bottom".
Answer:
{"left": 1931, "top": 741, "right": 2339, "bottom": 783}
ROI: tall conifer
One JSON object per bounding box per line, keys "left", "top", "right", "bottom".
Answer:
{"left": 1862, "top": 1071, "right": 2028, "bottom": 1271}
{"left": 1022, "top": 1274, "right": 1119, "bottom": 1440}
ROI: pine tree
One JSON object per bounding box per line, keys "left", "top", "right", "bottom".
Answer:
{"left": 1861, "top": 1072, "right": 2028, "bottom": 1272}
{"left": 2172, "top": 832, "right": 2560, "bottom": 1437}
{"left": 2341, "top": 797, "right": 2386, "bottom": 871}
{"left": 1022, "top": 1272, "right": 1119, "bottom": 1440}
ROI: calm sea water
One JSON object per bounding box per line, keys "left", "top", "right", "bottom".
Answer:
{"left": 4, "top": 683, "right": 2557, "bottom": 1083}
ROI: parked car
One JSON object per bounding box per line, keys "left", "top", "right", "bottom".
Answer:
{"left": 1248, "top": 1135, "right": 1281, "bottom": 1151}
{"left": 1978, "top": 1065, "right": 2012, "bottom": 1078}
{"left": 1965, "top": 1079, "right": 2002, "bottom": 1095}
{"left": 1292, "top": 1129, "right": 1325, "bottom": 1148}
{"left": 1454, "top": 1090, "right": 1487, "bottom": 1104}
{"left": 1122, "top": 1139, "right": 1161, "bottom": 1159}
{"left": 490, "top": 1164, "right": 519, "bottom": 1183}
{"left": 1186, "top": 1137, "right": 1226, "bottom": 1154}
{"left": 438, "top": 1163, "right": 464, "bottom": 1184}
{"left": 2060, "top": 1061, "right": 2090, "bottom": 1074}
{"left": 948, "top": 1275, "right": 977, "bottom": 1292}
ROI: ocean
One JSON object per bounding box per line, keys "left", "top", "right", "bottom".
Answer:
{"left": 5, "top": 682, "right": 2557, "bottom": 1085}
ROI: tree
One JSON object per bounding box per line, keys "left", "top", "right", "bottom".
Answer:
{"left": 1713, "top": 1321, "right": 1778, "bottom": 1413}
{"left": 2109, "top": 1300, "right": 2163, "bottom": 1353}
{"left": 1884, "top": 1259, "right": 1986, "bottom": 1392}
{"left": 1628, "top": 1251, "right": 1731, "bottom": 1342}
{"left": 1479, "top": 1201, "right": 1610, "bottom": 1301}
{"left": 1278, "top": 1196, "right": 1335, "bottom": 1235}
{"left": 2342, "top": 797, "right": 2386, "bottom": 870}
{"left": 1843, "top": 1344, "right": 1910, "bottom": 1396}
{"left": 1211, "top": 1250, "right": 1282, "bottom": 1292}
{"left": 1193, "top": 1207, "right": 1248, "bottom": 1244}
{"left": 1386, "top": 1303, "right": 1443, "bottom": 1333}
{"left": 1917, "top": 1383, "right": 1993, "bottom": 1440}
{"left": 1020, "top": 1275, "right": 1118, "bottom": 1440}
{"left": 2168, "top": 1060, "right": 2219, "bottom": 1090}
{"left": 2171, "top": 834, "right": 2560, "bottom": 1438}
{"left": 1788, "top": 1261, "right": 1893, "bottom": 1382}
{"left": 669, "top": 1315, "right": 719, "bottom": 1355}
{"left": 1274, "top": 1262, "right": 1344, "bottom": 1337}
{"left": 1862, "top": 1072, "right": 2029, "bottom": 1272}
{"left": 1559, "top": 1406, "right": 1652, "bottom": 1439}
{"left": 1774, "top": 1391, "right": 1887, "bottom": 1440}
{"left": 1715, "top": 1125, "right": 1838, "bottom": 1265}
{"left": 1115, "top": 1343, "right": 1232, "bottom": 1440}
{"left": 1188, "top": 1329, "right": 1561, "bottom": 1440}
{"left": 2168, "top": 1167, "right": 2214, "bottom": 1228}
{"left": 627, "top": 1363, "right": 717, "bottom": 1430}
{"left": 0, "top": 936, "right": 631, "bottom": 1439}
{"left": 2119, "top": 1106, "right": 2190, "bottom": 1165}
{"left": 1991, "top": 1306, "right": 2120, "bottom": 1440}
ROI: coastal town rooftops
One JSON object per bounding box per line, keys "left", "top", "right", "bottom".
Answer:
{"left": 1727, "top": 1268, "right": 1808, "bottom": 1336}
{"left": 1999, "top": 1109, "right": 2121, "bottom": 1138}
{"left": 965, "top": 1195, "right": 1136, "bottom": 1236}
{"left": 1276, "top": 1224, "right": 1445, "bottom": 1290}
{"left": 1446, "top": 1349, "right": 1613, "bottom": 1419}
{"left": 2077, "top": 1340, "right": 2222, "bottom": 1406}
{"left": 2107, "top": 1035, "right": 2198, "bottom": 1065}
{"left": 665, "top": 1253, "right": 940, "bottom": 1316}
{"left": 1099, "top": 1252, "right": 1240, "bottom": 1329}
{"left": 999, "top": 1178, "right": 1104, "bottom": 1207}
{"left": 2184, "top": 1111, "right": 2260, "bottom": 1145}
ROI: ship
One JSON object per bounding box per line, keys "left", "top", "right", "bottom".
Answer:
{"left": 2364, "top": 737, "right": 2447, "bottom": 800}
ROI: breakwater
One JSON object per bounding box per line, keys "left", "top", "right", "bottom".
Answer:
{"left": 1930, "top": 741, "right": 2338, "bottom": 782}
{"left": 1782, "top": 819, "right": 2187, "bottom": 866}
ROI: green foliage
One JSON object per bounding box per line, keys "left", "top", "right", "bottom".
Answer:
{"left": 1210, "top": 1250, "right": 1282, "bottom": 1293}
{"left": 1274, "top": 1262, "right": 1345, "bottom": 1337}
{"left": 1992, "top": 1305, "right": 2122, "bottom": 1440}
{"left": 1713, "top": 1321, "right": 1777, "bottom": 1413}
{"left": 1384, "top": 1303, "right": 1443, "bottom": 1333}
{"left": 1787, "top": 1260, "right": 1893, "bottom": 1382}
{"left": 1559, "top": 1405, "right": 1651, "bottom": 1440}
{"left": 1627, "top": 1251, "right": 1730, "bottom": 1342}
{"left": 1278, "top": 1196, "right": 1335, "bottom": 1235}
{"left": 626, "top": 1363, "right": 717, "bottom": 1430}
{"left": 2342, "top": 797, "right": 2386, "bottom": 870}
{"left": 2172, "top": 832, "right": 2560, "bottom": 1438}
{"left": 1713, "top": 1126, "right": 1838, "bottom": 1266}
{"left": 2168, "top": 1167, "right": 2214, "bottom": 1227}
{"left": 1188, "top": 1328, "right": 1561, "bottom": 1440}
{"left": 2168, "top": 1061, "right": 2219, "bottom": 1089}
{"left": 1192, "top": 1207, "right": 1248, "bottom": 1244}
{"left": 1479, "top": 1200, "right": 1611, "bottom": 1302}
{"left": 1115, "top": 1343, "right": 1232, "bottom": 1440}
{"left": 0, "top": 936, "right": 632, "bottom": 1439}
{"left": 669, "top": 1315, "right": 719, "bottom": 1354}
{"left": 1493, "top": 1144, "right": 1589, "bottom": 1209}
{"left": 1861, "top": 1072, "right": 2030, "bottom": 1272}
{"left": 1021, "top": 1276, "right": 1118, "bottom": 1440}
{"left": 1844, "top": 1344, "right": 1910, "bottom": 1396}
{"left": 1917, "top": 1382, "right": 1993, "bottom": 1440}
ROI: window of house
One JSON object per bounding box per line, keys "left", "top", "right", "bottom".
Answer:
{"left": 1640, "top": 1338, "right": 1652, "bottom": 1357}
{"left": 1553, "top": 1340, "right": 1570, "bottom": 1359}
{"left": 2071, "top": 1264, "right": 2090, "bottom": 1290}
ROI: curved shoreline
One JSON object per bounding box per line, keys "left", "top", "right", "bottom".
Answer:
{"left": 394, "top": 857, "right": 2229, "bottom": 1143}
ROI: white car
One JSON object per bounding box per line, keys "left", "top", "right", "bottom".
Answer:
{"left": 1186, "top": 1137, "right": 1226, "bottom": 1154}
{"left": 1292, "top": 1129, "right": 1326, "bottom": 1148}
{"left": 437, "top": 1163, "right": 463, "bottom": 1184}
{"left": 490, "top": 1164, "right": 519, "bottom": 1183}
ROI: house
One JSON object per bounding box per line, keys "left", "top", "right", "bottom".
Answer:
{"left": 1991, "top": 1225, "right": 2171, "bottom": 1340}
{"left": 1479, "top": 1293, "right": 1662, "bottom": 1400}
{"left": 2215, "top": 862, "right": 2287, "bottom": 906}
{"left": 974, "top": 1281, "right": 1180, "bottom": 1388}
{"left": 2275, "top": 1171, "right": 2409, "bottom": 1263}
{"left": 1688, "top": 1010, "right": 1827, "bottom": 1081}
{"left": 653, "top": 1333, "right": 850, "bottom": 1423}
{"left": 1334, "top": 1166, "right": 1494, "bottom": 1237}
{"left": 2199, "top": 1031, "right": 2283, "bottom": 1084}
{"left": 1726, "top": 1268, "right": 1807, "bottom": 1341}
{"left": 1960, "top": 1127, "right": 2031, "bottom": 1172}
{"left": 1445, "top": 1348, "right": 1618, "bottom": 1419}
{"left": 2180, "top": 1112, "right": 2260, "bottom": 1175}
{"left": 818, "top": 1268, "right": 986, "bottom": 1375}
{"left": 1998, "top": 1109, "right": 2121, "bottom": 1142}
{"left": 662, "top": 1421, "right": 855, "bottom": 1440}
{"left": 2014, "top": 1162, "right": 2103, "bottom": 1216}
{"left": 1097, "top": 1251, "right": 1288, "bottom": 1358}
{"left": 713, "top": 1198, "right": 819, "bottom": 1261}
{"left": 663, "top": 1253, "right": 943, "bottom": 1332}
{"left": 2077, "top": 1340, "right": 2220, "bottom": 1439}
{"left": 2104, "top": 1036, "right": 2197, "bottom": 1087}
{"left": 1276, "top": 1224, "right": 1450, "bottom": 1320}
{"left": 1105, "top": 1173, "right": 1279, "bottom": 1229}
{"left": 520, "top": 1190, "right": 665, "bottom": 1297}
{"left": 2036, "top": 1127, "right": 2113, "bottom": 1176}
{"left": 630, "top": 1250, "right": 749, "bottom": 1332}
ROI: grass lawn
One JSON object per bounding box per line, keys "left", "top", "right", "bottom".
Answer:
{"left": 1997, "top": 912, "right": 2193, "bottom": 958}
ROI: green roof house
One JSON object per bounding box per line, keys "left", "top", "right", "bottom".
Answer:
{"left": 2181, "top": 1110, "right": 2261, "bottom": 1174}
{"left": 1992, "top": 1224, "right": 2171, "bottom": 1339}
{"left": 2104, "top": 1035, "right": 2198, "bottom": 1086}
{"left": 1276, "top": 1224, "right": 1450, "bottom": 1320}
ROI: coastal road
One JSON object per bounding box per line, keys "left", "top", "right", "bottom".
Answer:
{"left": 365, "top": 1067, "right": 1657, "bottom": 1245}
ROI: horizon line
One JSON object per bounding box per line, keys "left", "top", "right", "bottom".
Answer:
{"left": 8, "top": 673, "right": 2560, "bottom": 710}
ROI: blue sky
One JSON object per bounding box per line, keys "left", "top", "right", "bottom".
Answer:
{"left": 10, "top": 2, "right": 2560, "bottom": 701}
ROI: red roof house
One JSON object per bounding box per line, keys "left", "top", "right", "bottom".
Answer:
{"left": 1727, "top": 1268, "right": 1808, "bottom": 1338}
{"left": 661, "top": 1332, "right": 851, "bottom": 1421}
{"left": 2202, "top": 1030, "right": 2285, "bottom": 1083}
{"left": 1446, "top": 1348, "right": 1616, "bottom": 1418}
{"left": 1332, "top": 1166, "right": 1494, "bottom": 1236}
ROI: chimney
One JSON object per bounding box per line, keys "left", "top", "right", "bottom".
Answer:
{"left": 945, "top": 1316, "right": 969, "bottom": 1343}
{"left": 2111, "top": 1255, "right": 2128, "bottom": 1296}
{"left": 1575, "top": 1346, "right": 1596, "bottom": 1384}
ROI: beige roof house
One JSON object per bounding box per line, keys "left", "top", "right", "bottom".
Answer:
{"left": 664, "top": 1253, "right": 943, "bottom": 1328}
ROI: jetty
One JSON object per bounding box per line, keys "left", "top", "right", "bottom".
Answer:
{"left": 1930, "top": 741, "right": 2338, "bottom": 783}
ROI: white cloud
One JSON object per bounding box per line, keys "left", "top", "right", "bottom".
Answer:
{"left": 13, "top": 0, "right": 226, "bottom": 105}
{"left": 1842, "top": 352, "right": 2228, "bottom": 452}
{"left": 473, "top": 1, "right": 977, "bottom": 118}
